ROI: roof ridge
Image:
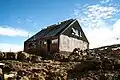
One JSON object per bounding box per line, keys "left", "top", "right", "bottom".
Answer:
{"left": 25, "top": 19, "right": 75, "bottom": 42}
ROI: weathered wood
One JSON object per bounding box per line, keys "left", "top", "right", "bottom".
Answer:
{"left": 24, "top": 19, "right": 89, "bottom": 55}
{"left": 59, "top": 35, "right": 88, "bottom": 52}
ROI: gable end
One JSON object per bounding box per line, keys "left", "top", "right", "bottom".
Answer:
{"left": 60, "top": 19, "right": 89, "bottom": 43}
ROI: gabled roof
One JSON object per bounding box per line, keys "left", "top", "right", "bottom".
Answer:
{"left": 26, "top": 19, "right": 75, "bottom": 41}
{"left": 25, "top": 19, "right": 89, "bottom": 43}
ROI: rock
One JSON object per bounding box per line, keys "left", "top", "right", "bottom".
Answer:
{"left": 3, "top": 66, "right": 13, "bottom": 73}
{"left": 7, "top": 77, "right": 15, "bottom": 80}
{"left": 101, "top": 58, "right": 112, "bottom": 70}
{"left": 0, "top": 52, "right": 4, "bottom": 60}
{"left": 51, "top": 76, "right": 62, "bottom": 80}
{"left": 38, "top": 76, "right": 45, "bottom": 80}
{"left": 85, "top": 55, "right": 94, "bottom": 60}
{"left": 6, "top": 52, "right": 17, "bottom": 60}
{"left": 20, "top": 76, "right": 29, "bottom": 80}
{"left": 68, "top": 52, "right": 83, "bottom": 62}
{"left": 72, "top": 48, "right": 82, "bottom": 55}
{"left": 53, "top": 52, "right": 71, "bottom": 62}
{"left": 116, "top": 59, "right": 120, "bottom": 64}
{"left": 114, "top": 59, "right": 120, "bottom": 70}
{"left": 0, "top": 68, "right": 2, "bottom": 75}
{"left": 4, "top": 72, "right": 17, "bottom": 80}
{"left": 18, "top": 69, "right": 27, "bottom": 77}
{"left": 53, "top": 53, "right": 63, "bottom": 61}
{"left": 31, "top": 55, "right": 42, "bottom": 63}
{"left": 1, "top": 44, "right": 120, "bottom": 80}
{"left": 32, "top": 68, "right": 41, "bottom": 73}
{"left": 42, "top": 60, "right": 53, "bottom": 63}
{"left": 17, "top": 51, "right": 29, "bottom": 61}
{"left": 71, "top": 63, "right": 86, "bottom": 72}
{"left": 33, "top": 73, "right": 45, "bottom": 80}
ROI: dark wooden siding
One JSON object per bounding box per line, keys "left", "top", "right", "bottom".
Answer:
{"left": 24, "top": 37, "right": 59, "bottom": 55}
{"left": 36, "top": 40, "right": 47, "bottom": 54}
{"left": 51, "top": 38, "right": 59, "bottom": 53}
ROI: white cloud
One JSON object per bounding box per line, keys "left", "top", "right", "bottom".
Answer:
{"left": 74, "top": 0, "right": 120, "bottom": 48}
{"left": 83, "top": 20, "right": 120, "bottom": 48}
{"left": 100, "top": 0, "right": 112, "bottom": 4}
{"left": 86, "top": 5, "right": 117, "bottom": 19}
{"left": 75, "top": 3, "right": 119, "bottom": 28}
{"left": 0, "top": 43, "right": 23, "bottom": 52}
{"left": 113, "top": 19, "right": 120, "bottom": 38}
{"left": 0, "top": 25, "right": 29, "bottom": 37}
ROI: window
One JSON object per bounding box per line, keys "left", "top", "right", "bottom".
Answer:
{"left": 38, "top": 40, "right": 47, "bottom": 45}
{"left": 39, "top": 41, "right": 42, "bottom": 45}
{"left": 28, "top": 42, "right": 36, "bottom": 49}
{"left": 43, "top": 41, "right": 47, "bottom": 45}
{"left": 72, "top": 28, "right": 79, "bottom": 36}
{"left": 71, "top": 27, "right": 82, "bottom": 37}
{"left": 52, "top": 39, "right": 58, "bottom": 44}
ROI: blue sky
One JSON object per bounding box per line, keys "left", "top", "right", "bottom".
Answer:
{"left": 0, "top": 0, "right": 120, "bottom": 51}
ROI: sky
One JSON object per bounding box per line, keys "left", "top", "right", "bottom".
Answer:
{"left": 0, "top": 0, "right": 120, "bottom": 52}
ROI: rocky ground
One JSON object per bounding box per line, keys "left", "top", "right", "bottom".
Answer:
{"left": 0, "top": 44, "right": 120, "bottom": 80}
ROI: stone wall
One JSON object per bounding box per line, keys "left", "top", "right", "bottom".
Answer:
{"left": 59, "top": 35, "right": 88, "bottom": 52}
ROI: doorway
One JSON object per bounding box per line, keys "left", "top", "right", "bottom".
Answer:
{"left": 47, "top": 39, "right": 51, "bottom": 52}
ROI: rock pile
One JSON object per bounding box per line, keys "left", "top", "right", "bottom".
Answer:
{"left": 0, "top": 51, "right": 42, "bottom": 63}
{"left": 53, "top": 48, "right": 88, "bottom": 62}
{"left": 0, "top": 44, "right": 120, "bottom": 80}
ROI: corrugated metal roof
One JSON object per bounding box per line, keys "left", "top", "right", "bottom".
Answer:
{"left": 26, "top": 19, "right": 75, "bottom": 41}
{"left": 46, "top": 19, "right": 74, "bottom": 36}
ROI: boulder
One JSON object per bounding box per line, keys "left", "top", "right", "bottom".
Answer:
{"left": 0, "top": 52, "right": 4, "bottom": 60}
{"left": 38, "top": 76, "right": 45, "bottom": 80}
{"left": 72, "top": 48, "right": 82, "bottom": 55}
{"left": 17, "top": 69, "right": 27, "bottom": 77}
{"left": 68, "top": 53, "right": 82, "bottom": 62}
{"left": 3, "top": 65, "right": 15, "bottom": 74}
{"left": 6, "top": 52, "right": 17, "bottom": 60}
{"left": 0, "top": 68, "right": 2, "bottom": 75}
{"left": 53, "top": 53, "right": 65, "bottom": 61}
{"left": 17, "top": 51, "right": 29, "bottom": 61}
{"left": 33, "top": 73, "right": 45, "bottom": 80}
{"left": 101, "top": 58, "right": 112, "bottom": 70}
{"left": 31, "top": 55, "right": 42, "bottom": 63}
{"left": 20, "top": 76, "right": 29, "bottom": 80}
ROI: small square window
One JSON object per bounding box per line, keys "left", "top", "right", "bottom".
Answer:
{"left": 52, "top": 39, "right": 58, "bottom": 44}
{"left": 39, "top": 41, "right": 42, "bottom": 45}
{"left": 43, "top": 41, "right": 47, "bottom": 45}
